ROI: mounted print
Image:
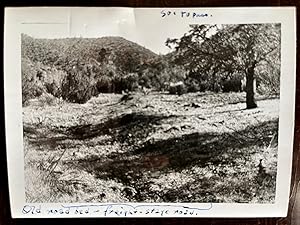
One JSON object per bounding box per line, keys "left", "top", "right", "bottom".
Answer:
{"left": 4, "top": 7, "right": 296, "bottom": 218}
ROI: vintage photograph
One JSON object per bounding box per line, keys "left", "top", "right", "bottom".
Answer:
{"left": 22, "top": 20, "right": 281, "bottom": 204}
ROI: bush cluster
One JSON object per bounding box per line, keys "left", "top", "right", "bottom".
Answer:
{"left": 21, "top": 33, "right": 279, "bottom": 105}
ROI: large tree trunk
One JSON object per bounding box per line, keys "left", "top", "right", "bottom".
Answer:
{"left": 246, "top": 63, "right": 257, "bottom": 109}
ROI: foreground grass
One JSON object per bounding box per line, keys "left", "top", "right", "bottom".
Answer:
{"left": 24, "top": 92, "right": 278, "bottom": 203}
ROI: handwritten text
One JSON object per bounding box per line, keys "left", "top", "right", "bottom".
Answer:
{"left": 161, "top": 10, "right": 211, "bottom": 18}
{"left": 22, "top": 203, "right": 213, "bottom": 217}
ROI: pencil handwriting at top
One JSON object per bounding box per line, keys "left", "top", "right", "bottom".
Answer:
{"left": 161, "top": 10, "right": 211, "bottom": 18}
{"left": 22, "top": 203, "right": 212, "bottom": 217}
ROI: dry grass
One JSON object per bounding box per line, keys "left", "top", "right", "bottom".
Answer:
{"left": 23, "top": 92, "right": 279, "bottom": 203}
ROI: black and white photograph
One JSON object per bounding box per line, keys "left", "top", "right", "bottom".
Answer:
{"left": 4, "top": 7, "right": 296, "bottom": 217}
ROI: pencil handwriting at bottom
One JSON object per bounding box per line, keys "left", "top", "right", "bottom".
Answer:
{"left": 102, "top": 203, "right": 212, "bottom": 216}
{"left": 22, "top": 203, "right": 212, "bottom": 217}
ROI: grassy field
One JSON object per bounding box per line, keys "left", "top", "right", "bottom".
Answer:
{"left": 23, "top": 91, "right": 279, "bottom": 203}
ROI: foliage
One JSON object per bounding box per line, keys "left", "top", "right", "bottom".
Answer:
{"left": 169, "top": 82, "right": 187, "bottom": 95}
{"left": 121, "top": 73, "right": 139, "bottom": 92}
{"left": 166, "top": 24, "right": 281, "bottom": 108}
{"left": 256, "top": 60, "right": 281, "bottom": 95}
{"left": 138, "top": 57, "right": 187, "bottom": 91}
{"left": 22, "top": 34, "right": 157, "bottom": 73}
{"left": 22, "top": 34, "right": 169, "bottom": 103}
{"left": 21, "top": 58, "right": 45, "bottom": 105}
{"left": 22, "top": 24, "right": 280, "bottom": 106}
{"left": 221, "top": 75, "right": 243, "bottom": 93}
{"left": 61, "top": 59, "right": 97, "bottom": 103}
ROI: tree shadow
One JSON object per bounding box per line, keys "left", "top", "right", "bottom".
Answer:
{"left": 23, "top": 112, "right": 173, "bottom": 149}
{"left": 131, "top": 119, "right": 278, "bottom": 168}
{"left": 23, "top": 124, "right": 71, "bottom": 150}
{"left": 75, "top": 118, "right": 278, "bottom": 202}
{"left": 66, "top": 112, "right": 173, "bottom": 143}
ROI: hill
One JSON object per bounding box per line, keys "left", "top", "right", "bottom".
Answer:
{"left": 22, "top": 34, "right": 158, "bottom": 73}
{"left": 21, "top": 34, "right": 160, "bottom": 104}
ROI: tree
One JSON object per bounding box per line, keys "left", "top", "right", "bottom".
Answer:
{"left": 137, "top": 56, "right": 187, "bottom": 91}
{"left": 61, "top": 59, "right": 96, "bottom": 103}
{"left": 166, "top": 24, "right": 280, "bottom": 109}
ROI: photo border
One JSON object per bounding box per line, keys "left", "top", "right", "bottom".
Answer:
{"left": 4, "top": 0, "right": 295, "bottom": 224}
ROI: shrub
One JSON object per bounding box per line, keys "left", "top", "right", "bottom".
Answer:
{"left": 43, "top": 69, "right": 66, "bottom": 98}
{"left": 139, "top": 74, "right": 151, "bottom": 89}
{"left": 169, "top": 85, "right": 177, "bottom": 95}
{"left": 256, "top": 63, "right": 280, "bottom": 95}
{"left": 61, "top": 61, "right": 96, "bottom": 103}
{"left": 122, "top": 73, "right": 139, "bottom": 91}
{"left": 38, "top": 93, "right": 58, "bottom": 106}
{"left": 22, "top": 59, "right": 45, "bottom": 105}
{"left": 198, "top": 80, "right": 211, "bottom": 92}
{"left": 221, "top": 77, "right": 242, "bottom": 92}
{"left": 177, "top": 83, "right": 187, "bottom": 95}
{"left": 185, "top": 78, "right": 201, "bottom": 92}
{"left": 169, "top": 82, "right": 187, "bottom": 95}
{"left": 96, "top": 75, "right": 113, "bottom": 93}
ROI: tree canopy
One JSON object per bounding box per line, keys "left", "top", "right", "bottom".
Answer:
{"left": 166, "top": 23, "right": 281, "bottom": 109}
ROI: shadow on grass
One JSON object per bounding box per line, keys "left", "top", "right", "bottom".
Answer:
{"left": 75, "top": 118, "right": 278, "bottom": 202}
{"left": 67, "top": 112, "right": 172, "bottom": 143}
{"left": 156, "top": 171, "right": 275, "bottom": 203}
{"left": 23, "top": 112, "right": 173, "bottom": 149}
{"left": 132, "top": 119, "right": 278, "bottom": 168}
{"left": 24, "top": 110, "right": 278, "bottom": 202}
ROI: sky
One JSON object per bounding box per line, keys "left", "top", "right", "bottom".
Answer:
{"left": 19, "top": 8, "right": 195, "bottom": 54}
